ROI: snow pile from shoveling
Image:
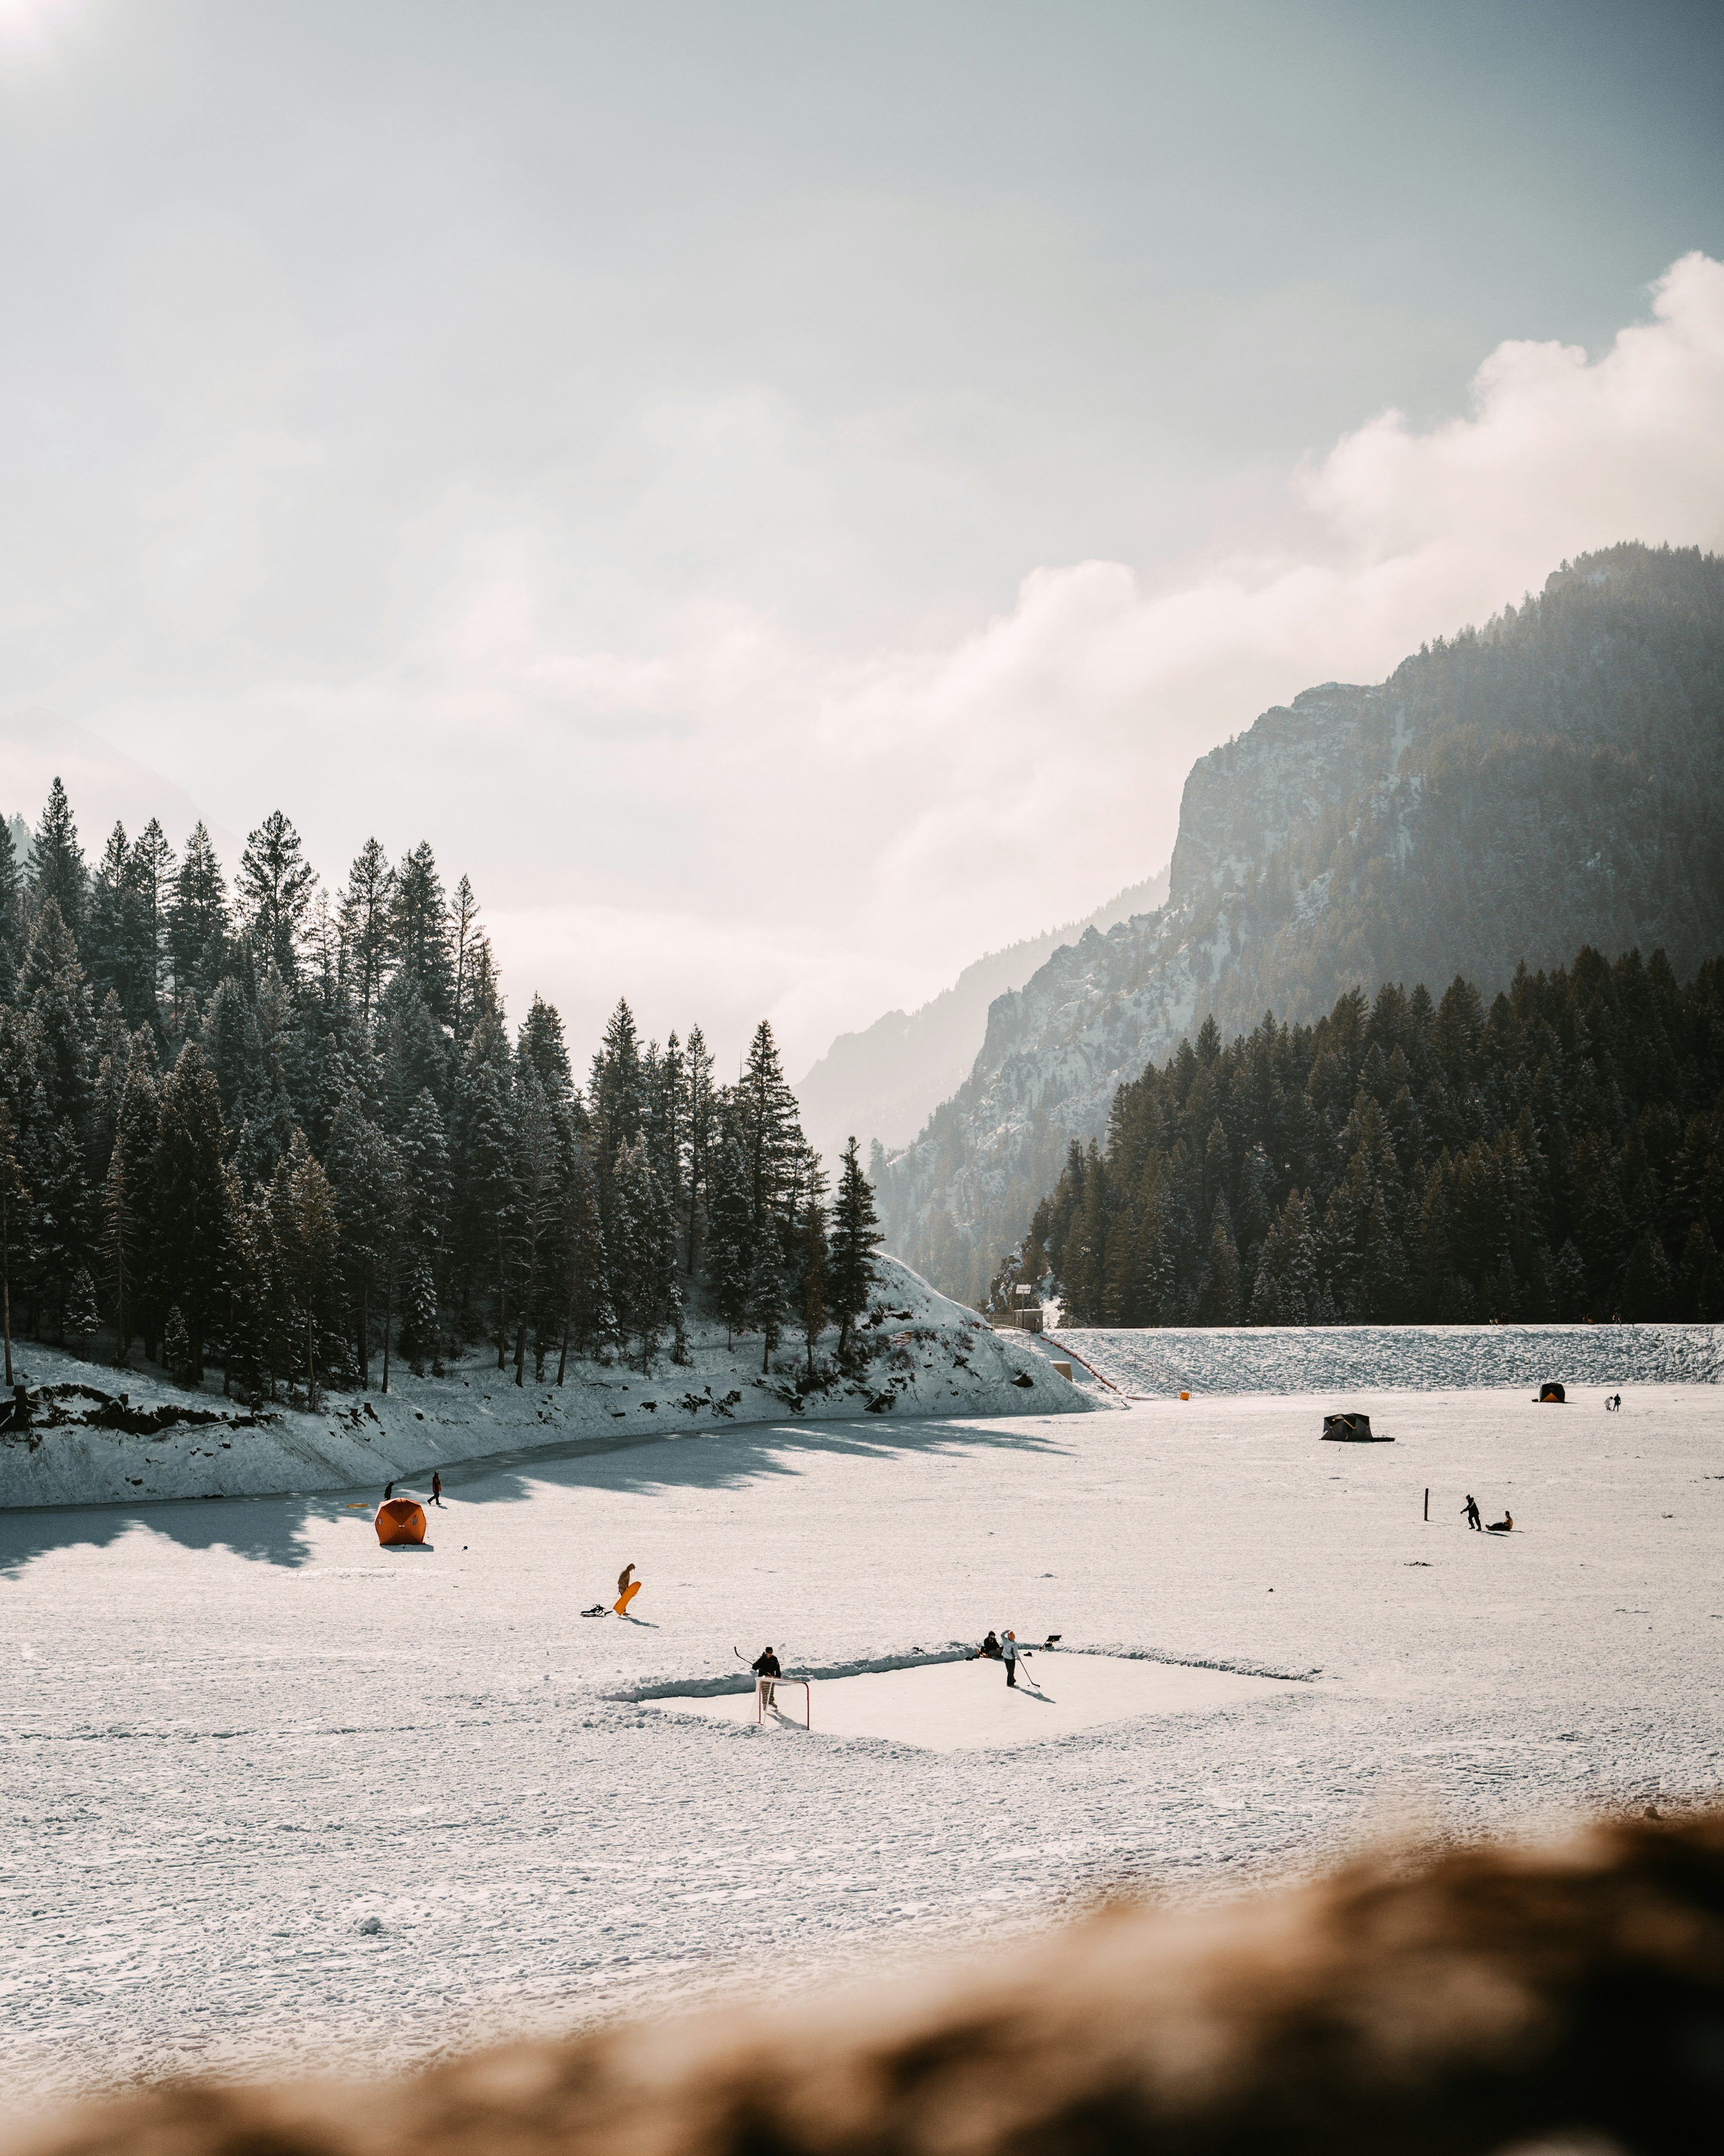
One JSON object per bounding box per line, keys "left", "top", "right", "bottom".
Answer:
{"left": 1052, "top": 1323, "right": 1724, "bottom": 1397}
{"left": 0, "top": 1257, "right": 1090, "bottom": 1510}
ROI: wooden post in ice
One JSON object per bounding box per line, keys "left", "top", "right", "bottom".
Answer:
{"left": 1423, "top": 1487, "right": 1429, "bottom": 1522}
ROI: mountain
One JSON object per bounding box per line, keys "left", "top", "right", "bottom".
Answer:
{"left": 1, "top": 708, "right": 219, "bottom": 859}
{"left": 795, "top": 866, "right": 1168, "bottom": 1165}
{"left": 876, "top": 543, "right": 1724, "bottom": 1302}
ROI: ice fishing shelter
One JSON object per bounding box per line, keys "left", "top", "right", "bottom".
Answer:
{"left": 1322, "top": 1411, "right": 1390, "bottom": 1442}
{"left": 375, "top": 1497, "right": 427, "bottom": 1546}
{"left": 1538, "top": 1382, "right": 1567, "bottom": 1403}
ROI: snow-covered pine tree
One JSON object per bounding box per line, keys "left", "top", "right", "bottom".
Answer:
{"left": 682, "top": 1024, "right": 717, "bottom": 1273}
{"left": 509, "top": 1064, "right": 560, "bottom": 1385}
{"left": 65, "top": 1265, "right": 99, "bottom": 1347}
{"left": 31, "top": 778, "right": 87, "bottom": 937}
{"left": 828, "top": 1136, "right": 882, "bottom": 1358}
{"left": 391, "top": 841, "right": 454, "bottom": 1026}
{"left": 161, "top": 1302, "right": 193, "bottom": 1388}
{"left": 167, "top": 823, "right": 230, "bottom": 1016}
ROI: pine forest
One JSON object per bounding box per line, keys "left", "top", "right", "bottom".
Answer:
{"left": 0, "top": 784, "right": 882, "bottom": 1402}
{"left": 1006, "top": 946, "right": 1724, "bottom": 1329}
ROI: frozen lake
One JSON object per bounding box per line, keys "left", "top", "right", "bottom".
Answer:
{"left": 3, "top": 1382, "right": 1722, "bottom": 2109}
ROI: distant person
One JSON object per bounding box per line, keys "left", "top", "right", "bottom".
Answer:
{"left": 973, "top": 1630, "right": 1002, "bottom": 1661}
{"left": 614, "top": 1563, "right": 641, "bottom": 1615}
{"left": 1486, "top": 1510, "right": 1515, "bottom": 1534}
{"left": 430, "top": 1471, "right": 444, "bottom": 1507}
{"left": 383, "top": 1480, "right": 395, "bottom": 1500}
{"left": 1463, "top": 1495, "right": 1482, "bottom": 1531}
{"left": 752, "top": 1645, "right": 782, "bottom": 1707}
{"left": 1002, "top": 1630, "right": 1019, "bottom": 1688}
{"left": 1614, "top": 1393, "right": 1622, "bottom": 1412}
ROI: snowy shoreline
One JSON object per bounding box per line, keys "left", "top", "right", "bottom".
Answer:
{"left": 0, "top": 1258, "right": 1091, "bottom": 1512}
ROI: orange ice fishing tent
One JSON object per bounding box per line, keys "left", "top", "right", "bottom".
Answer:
{"left": 375, "top": 1497, "right": 427, "bottom": 1546}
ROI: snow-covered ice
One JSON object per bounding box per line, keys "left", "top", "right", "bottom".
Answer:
{"left": 1050, "top": 1322, "right": 1724, "bottom": 1395}
{"left": 3, "top": 1367, "right": 1722, "bottom": 2116}
{"left": 649, "top": 1652, "right": 1291, "bottom": 1750}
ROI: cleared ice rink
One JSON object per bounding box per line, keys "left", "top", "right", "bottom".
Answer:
{"left": 4, "top": 1382, "right": 1722, "bottom": 2109}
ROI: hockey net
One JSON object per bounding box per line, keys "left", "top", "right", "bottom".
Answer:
{"left": 756, "top": 1675, "right": 810, "bottom": 1728}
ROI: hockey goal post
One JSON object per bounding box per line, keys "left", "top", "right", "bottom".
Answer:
{"left": 756, "top": 1676, "right": 810, "bottom": 1728}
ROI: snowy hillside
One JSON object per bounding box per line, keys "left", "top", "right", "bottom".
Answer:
{"left": 1051, "top": 1323, "right": 1724, "bottom": 1396}
{"left": 877, "top": 545, "right": 1724, "bottom": 1299}
{"left": 795, "top": 866, "right": 1168, "bottom": 1166}
{"left": 0, "top": 1256, "right": 1090, "bottom": 1510}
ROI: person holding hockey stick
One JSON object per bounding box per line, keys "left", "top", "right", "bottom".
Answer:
{"left": 751, "top": 1644, "right": 782, "bottom": 1708}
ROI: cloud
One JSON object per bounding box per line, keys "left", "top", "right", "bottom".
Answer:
{"left": 47, "top": 253, "right": 1724, "bottom": 1079}
{"left": 414, "top": 252, "right": 1724, "bottom": 1070}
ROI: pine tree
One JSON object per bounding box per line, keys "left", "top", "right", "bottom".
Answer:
{"left": 151, "top": 1043, "right": 229, "bottom": 1381}
{"left": 66, "top": 1265, "right": 99, "bottom": 1346}
{"left": 798, "top": 1179, "right": 828, "bottom": 1375}
{"left": 398, "top": 1255, "right": 440, "bottom": 1375}
{"left": 556, "top": 1155, "right": 614, "bottom": 1378}
{"left": 828, "top": 1137, "right": 883, "bottom": 1358}
{"left": 1195, "top": 1197, "right": 1241, "bottom": 1325}
{"left": 31, "top": 778, "right": 87, "bottom": 936}
{"left": 683, "top": 1024, "right": 717, "bottom": 1273}
{"left": 101, "top": 1143, "right": 140, "bottom": 1367}
{"left": 392, "top": 841, "right": 454, "bottom": 1024}
{"left": 0, "top": 1102, "right": 31, "bottom": 1385}
{"left": 0, "top": 814, "right": 22, "bottom": 1000}
{"left": 162, "top": 1303, "right": 193, "bottom": 1387}
{"left": 21, "top": 899, "right": 94, "bottom": 1133}
{"left": 703, "top": 1136, "right": 753, "bottom": 1346}
{"left": 167, "top": 823, "right": 230, "bottom": 1010}
{"left": 510, "top": 1066, "right": 560, "bottom": 1385}
{"left": 272, "top": 1130, "right": 342, "bottom": 1406}
{"left": 237, "top": 810, "right": 317, "bottom": 981}
{"left": 338, "top": 839, "right": 396, "bottom": 1020}
{"left": 448, "top": 874, "right": 483, "bottom": 1042}
{"left": 329, "top": 1093, "right": 402, "bottom": 1388}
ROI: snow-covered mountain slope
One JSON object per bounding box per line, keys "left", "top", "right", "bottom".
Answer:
{"left": 0, "top": 1258, "right": 1090, "bottom": 1509}
{"left": 795, "top": 867, "right": 1167, "bottom": 1166}
{"left": 876, "top": 544, "right": 1724, "bottom": 1300}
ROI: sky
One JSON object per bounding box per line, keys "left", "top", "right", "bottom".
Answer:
{"left": 1, "top": 0, "right": 1722, "bottom": 1078}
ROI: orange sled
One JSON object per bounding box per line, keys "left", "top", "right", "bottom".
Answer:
{"left": 614, "top": 1581, "right": 641, "bottom": 1615}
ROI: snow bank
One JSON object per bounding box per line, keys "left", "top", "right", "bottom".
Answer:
{"left": 647, "top": 1651, "right": 1292, "bottom": 1752}
{"left": 0, "top": 1258, "right": 1090, "bottom": 1512}
{"left": 1051, "top": 1323, "right": 1724, "bottom": 1397}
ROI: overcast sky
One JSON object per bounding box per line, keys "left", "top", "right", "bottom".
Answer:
{"left": 2, "top": 0, "right": 1722, "bottom": 1075}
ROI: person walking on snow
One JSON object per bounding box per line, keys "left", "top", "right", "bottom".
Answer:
{"left": 430, "top": 1471, "right": 444, "bottom": 1507}
{"left": 1463, "top": 1495, "right": 1482, "bottom": 1530}
{"left": 752, "top": 1645, "right": 782, "bottom": 1708}
{"left": 1002, "top": 1630, "right": 1019, "bottom": 1688}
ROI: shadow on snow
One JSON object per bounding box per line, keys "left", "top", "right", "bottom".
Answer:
{"left": 0, "top": 1412, "right": 1073, "bottom": 1578}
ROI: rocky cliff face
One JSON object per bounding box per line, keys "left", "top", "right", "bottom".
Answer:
{"left": 878, "top": 544, "right": 1724, "bottom": 1301}
{"left": 794, "top": 865, "right": 1167, "bottom": 1166}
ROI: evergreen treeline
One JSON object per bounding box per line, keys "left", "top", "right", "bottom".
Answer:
{"left": 1006, "top": 946, "right": 1724, "bottom": 1328}
{"left": 0, "top": 782, "right": 881, "bottom": 1401}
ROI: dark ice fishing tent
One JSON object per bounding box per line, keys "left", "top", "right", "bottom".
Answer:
{"left": 1538, "top": 1382, "right": 1567, "bottom": 1404}
{"left": 1322, "top": 1412, "right": 1390, "bottom": 1442}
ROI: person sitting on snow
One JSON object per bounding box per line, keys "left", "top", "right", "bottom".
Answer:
{"left": 752, "top": 1645, "right": 782, "bottom": 1707}
{"left": 1486, "top": 1510, "right": 1515, "bottom": 1534}
{"left": 973, "top": 1630, "right": 1002, "bottom": 1660}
